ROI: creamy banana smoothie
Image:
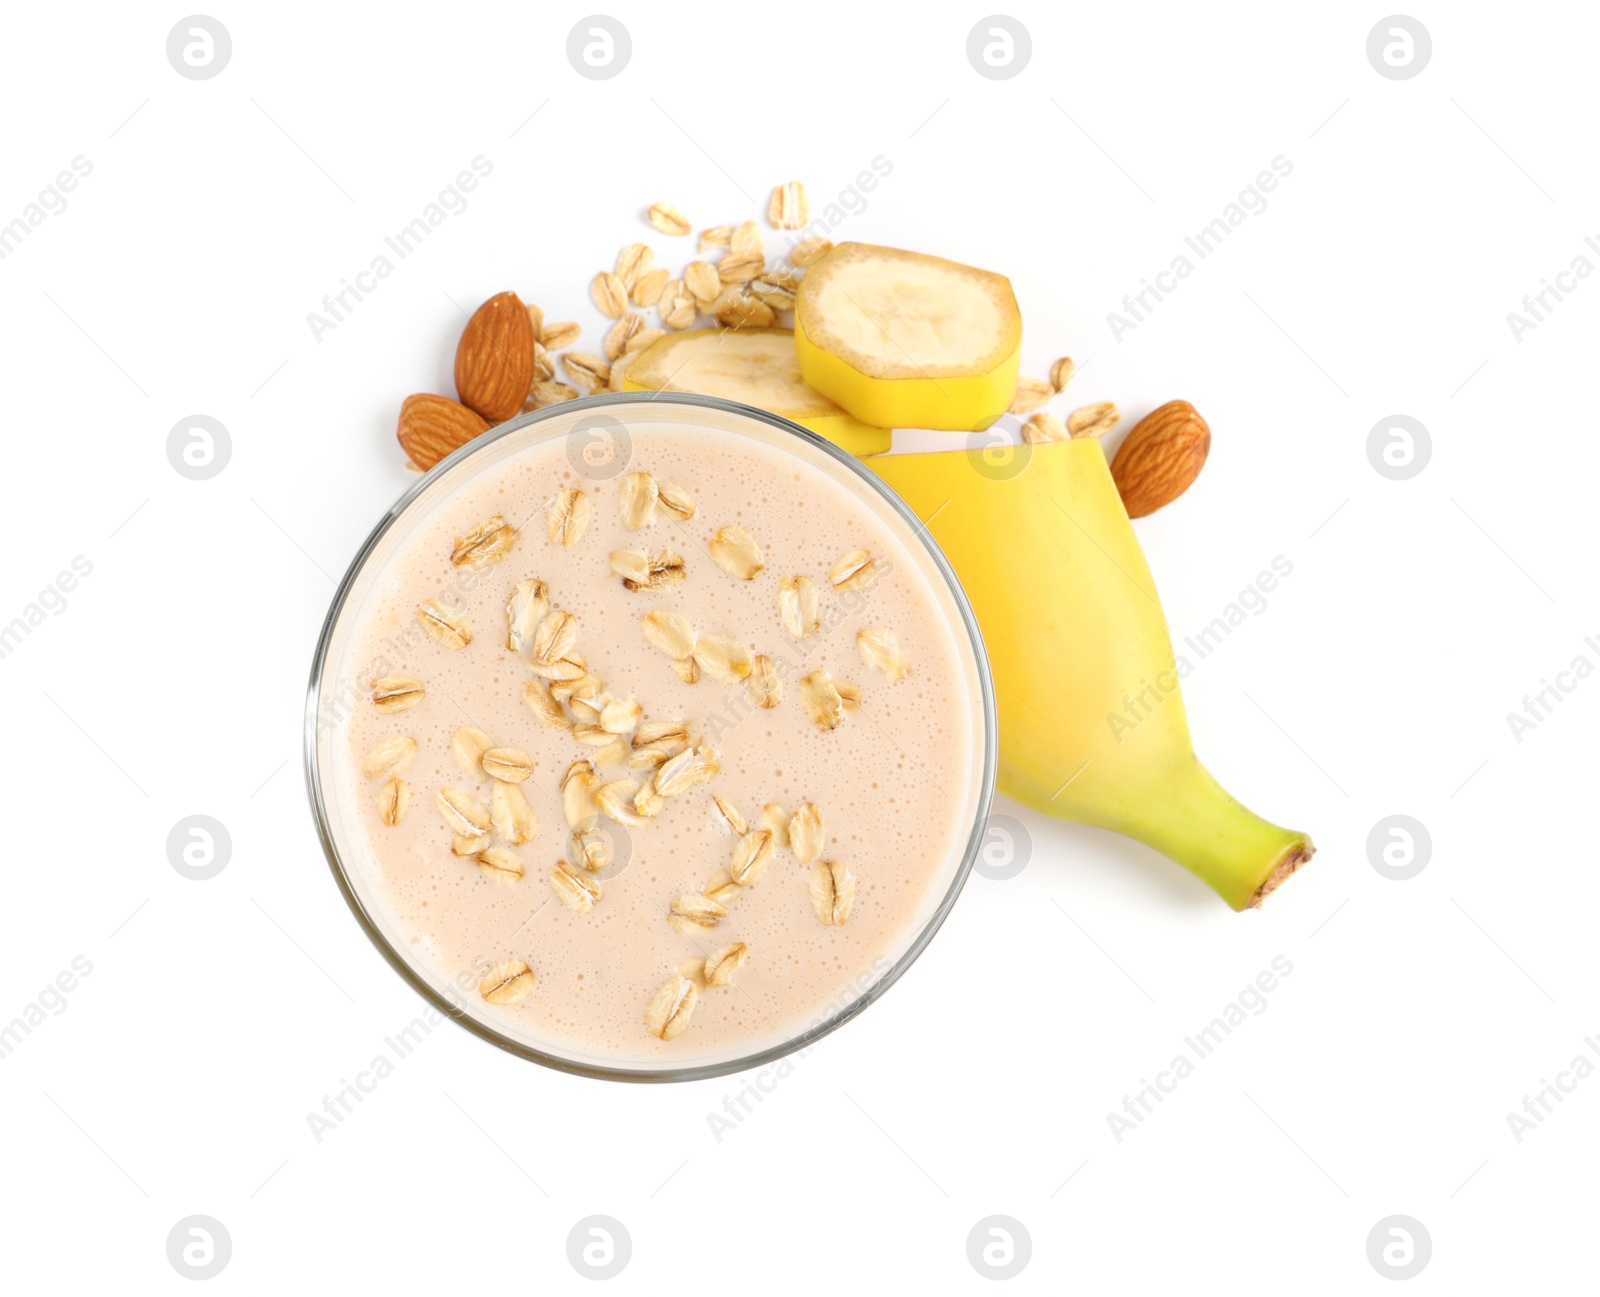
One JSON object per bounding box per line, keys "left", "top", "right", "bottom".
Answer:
{"left": 317, "top": 401, "right": 989, "bottom": 1072}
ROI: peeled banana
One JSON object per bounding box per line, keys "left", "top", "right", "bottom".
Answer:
{"left": 623, "top": 327, "right": 891, "bottom": 457}
{"left": 795, "top": 243, "right": 1021, "bottom": 431}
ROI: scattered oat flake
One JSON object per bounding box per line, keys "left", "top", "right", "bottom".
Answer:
{"left": 647, "top": 203, "right": 691, "bottom": 236}
{"left": 657, "top": 480, "right": 695, "bottom": 520}
{"left": 363, "top": 735, "right": 417, "bottom": 779}
{"left": 491, "top": 780, "right": 537, "bottom": 844}
{"left": 615, "top": 243, "right": 655, "bottom": 290}
{"left": 590, "top": 271, "right": 628, "bottom": 319}
{"left": 550, "top": 859, "right": 602, "bottom": 912}
{"left": 451, "top": 726, "right": 493, "bottom": 774}
{"left": 693, "top": 635, "right": 753, "bottom": 687}
{"left": 703, "top": 942, "right": 747, "bottom": 987}
{"left": 710, "top": 793, "right": 747, "bottom": 837}
{"left": 531, "top": 609, "right": 578, "bottom": 668}
{"left": 659, "top": 279, "right": 696, "bottom": 331}
{"left": 645, "top": 973, "right": 697, "bottom": 1039}
{"left": 728, "top": 829, "right": 775, "bottom": 886}
{"left": 417, "top": 600, "right": 472, "bottom": 649}
{"left": 716, "top": 293, "right": 775, "bottom": 329}
{"left": 705, "top": 870, "right": 743, "bottom": 906}
{"left": 541, "top": 320, "right": 581, "bottom": 349}
{"left": 482, "top": 747, "right": 534, "bottom": 783}
{"left": 718, "top": 250, "right": 764, "bottom": 284}
{"left": 623, "top": 549, "right": 686, "bottom": 593}
{"left": 1023, "top": 411, "right": 1068, "bottom": 444}
{"left": 1067, "top": 401, "right": 1119, "bottom": 438}
{"left": 611, "top": 548, "right": 650, "bottom": 584}
{"left": 748, "top": 654, "right": 782, "bottom": 708}
{"left": 673, "top": 656, "right": 701, "bottom": 684}
{"left": 668, "top": 893, "right": 727, "bottom": 935}
{"left": 768, "top": 181, "right": 810, "bottom": 230}
{"left": 530, "top": 653, "right": 587, "bottom": 682}
{"left": 633, "top": 721, "right": 689, "bottom": 766}
{"left": 632, "top": 268, "right": 669, "bottom": 307}
{"left": 642, "top": 608, "right": 697, "bottom": 660}
{"left": 699, "top": 226, "right": 732, "bottom": 251}
{"left": 598, "top": 779, "right": 651, "bottom": 827}
{"left": 857, "top": 627, "right": 911, "bottom": 679}
{"left": 762, "top": 803, "right": 789, "bottom": 846}
{"left": 371, "top": 676, "right": 424, "bottom": 714}
{"left": 830, "top": 550, "right": 876, "bottom": 592}
{"left": 506, "top": 579, "right": 551, "bottom": 656}
{"left": 451, "top": 516, "right": 517, "bottom": 569}
{"left": 731, "top": 220, "right": 762, "bottom": 255}
{"left": 562, "top": 760, "right": 601, "bottom": 830}
{"left": 378, "top": 778, "right": 410, "bottom": 825}
{"left": 605, "top": 314, "right": 643, "bottom": 361}
{"left": 562, "top": 351, "right": 611, "bottom": 393}
{"left": 779, "top": 575, "right": 819, "bottom": 639}
{"left": 684, "top": 261, "right": 720, "bottom": 303}
{"left": 799, "top": 672, "right": 845, "bottom": 730}
{"left": 1009, "top": 379, "right": 1053, "bottom": 417}
{"left": 476, "top": 848, "right": 524, "bottom": 885}
{"left": 546, "top": 488, "right": 593, "bottom": 547}
{"left": 619, "top": 472, "right": 659, "bottom": 529}
{"left": 747, "top": 276, "right": 796, "bottom": 312}
{"left": 436, "top": 787, "right": 491, "bottom": 837}
{"left": 569, "top": 828, "right": 609, "bottom": 873}
{"left": 522, "top": 679, "right": 571, "bottom": 731}
{"left": 600, "top": 696, "right": 642, "bottom": 734}
{"left": 1050, "top": 357, "right": 1076, "bottom": 391}
{"left": 480, "top": 959, "right": 535, "bottom": 1005}
{"left": 809, "top": 860, "right": 856, "bottom": 926}
{"left": 530, "top": 380, "right": 579, "bottom": 408}
{"left": 653, "top": 744, "right": 720, "bottom": 798}
{"left": 709, "top": 525, "right": 764, "bottom": 580}
{"left": 789, "top": 803, "right": 825, "bottom": 863}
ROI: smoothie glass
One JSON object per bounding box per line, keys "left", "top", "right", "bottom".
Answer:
{"left": 305, "top": 393, "right": 996, "bottom": 1081}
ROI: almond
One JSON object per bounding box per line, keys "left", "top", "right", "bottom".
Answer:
{"left": 454, "top": 291, "right": 537, "bottom": 424}
{"left": 1110, "top": 400, "right": 1211, "bottom": 519}
{"left": 397, "top": 394, "right": 491, "bottom": 471}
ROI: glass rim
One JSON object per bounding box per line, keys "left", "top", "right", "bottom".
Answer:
{"left": 303, "top": 391, "right": 997, "bottom": 1083}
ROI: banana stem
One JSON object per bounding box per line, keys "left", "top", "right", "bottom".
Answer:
{"left": 1122, "top": 760, "right": 1314, "bottom": 911}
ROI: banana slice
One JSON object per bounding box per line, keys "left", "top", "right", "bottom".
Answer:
{"left": 795, "top": 242, "right": 1021, "bottom": 431}
{"left": 623, "top": 327, "right": 891, "bottom": 457}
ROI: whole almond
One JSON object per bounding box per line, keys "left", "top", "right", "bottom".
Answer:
{"left": 397, "top": 394, "right": 490, "bottom": 470}
{"left": 454, "top": 291, "right": 536, "bottom": 424}
{"left": 1110, "top": 400, "right": 1211, "bottom": 519}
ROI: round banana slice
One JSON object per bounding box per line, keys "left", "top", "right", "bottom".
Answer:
{"left": 623, "top": 328, "right": 891, "bottom": 457}
{"left": 795, "top": 242, "right": 1021, "bottom": 431}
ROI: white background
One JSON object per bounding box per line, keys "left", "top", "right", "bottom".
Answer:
{"left": 1, "top": 0, "right": 1595, "bottom": 1289}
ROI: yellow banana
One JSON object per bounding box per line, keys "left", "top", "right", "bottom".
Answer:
{"left": 623, "top": 327, "right": 891, "bottom": 457}
{"left": 867, "top": 439, "right": 1313, "bottom": 909}
{"left": 794, "top": 243, "right": 1021, "bottom": 431}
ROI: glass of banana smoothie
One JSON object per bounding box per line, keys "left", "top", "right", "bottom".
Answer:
{"left": 306, "top": 394, "right": 995, "bottom": 1081}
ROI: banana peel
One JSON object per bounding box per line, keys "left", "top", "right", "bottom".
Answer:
{"left": 867, "top": 439, "right": 1313, "bottom": 910}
